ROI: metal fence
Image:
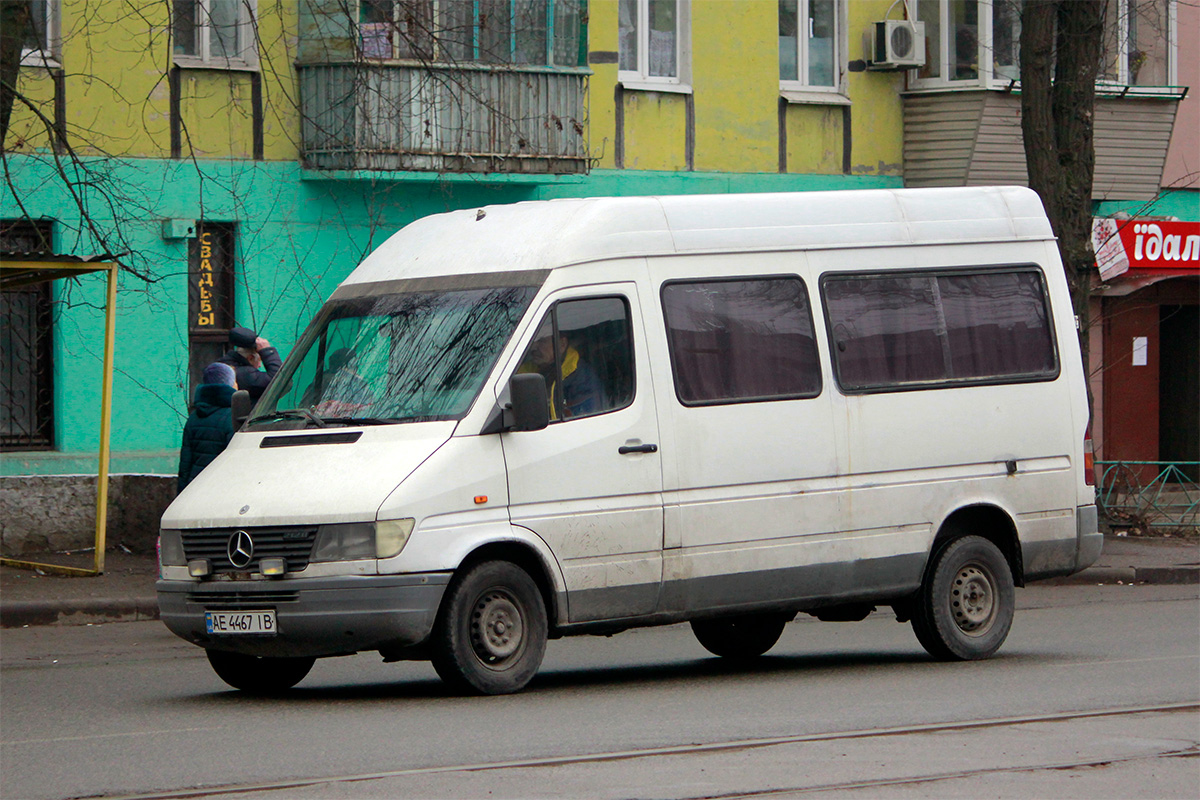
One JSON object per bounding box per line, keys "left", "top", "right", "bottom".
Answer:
{"left": 1096, "top": 461, "right": 1199, "bottom": 531}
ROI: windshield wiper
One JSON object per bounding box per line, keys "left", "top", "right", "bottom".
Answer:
{"left": 320, "top": 416, "right": 435, "bottom": 426}
{"left": 248, "top": 408, "right": 328, "bottom": 428}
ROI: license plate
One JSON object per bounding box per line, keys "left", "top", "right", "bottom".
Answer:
{"left": 205, "top": 610, "right": 276, "bottom": 635}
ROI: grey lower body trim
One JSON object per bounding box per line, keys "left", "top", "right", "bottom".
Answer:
{"left": 156, "top": 573, "right": 451, "bottom": 658}
{"left": 1075, "top": 504, "right": 1103, "bottom": 571}
{"left": 558, "top": 553, "right": 925, "bottom": 635}
{"left": 1023, "top": 505, "right": 1102, "bottom": 582}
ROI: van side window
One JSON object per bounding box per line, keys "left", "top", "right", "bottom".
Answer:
{"left": 517, "top": 297, "right": 634, "bottom": 421}
{"left": 823, "top": 269, "right": 1059, "bottom": 392}
{"left": 661, "top": 277, "right": 822, "bottom": 405}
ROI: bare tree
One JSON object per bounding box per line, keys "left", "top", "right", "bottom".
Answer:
{"left": 1019, "top": 0, "right": 1104, "bottom": 369}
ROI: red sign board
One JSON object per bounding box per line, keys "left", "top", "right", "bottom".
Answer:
{"left": 1093, "top": 218, "right": 1200, "bottom": 281}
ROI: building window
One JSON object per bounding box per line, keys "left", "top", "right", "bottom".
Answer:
{"left": 662, "top": 278, "right": 822, "bottom": 406}
{"left": 1102, "top": 0, "right": 1174, "bottom": 86}
{"left": 619, "top": 0, "right": 690, "bottom": 90}
{"left": 911, "top": 0, "right": 1176, "bottom": 90}
{"left": 358, "top": 1, "right": 584, "bottom": 67}
{"left": 173, "top": 0, "right": 258, "bottom": 69}
{"left": 1, "top": 220, "right": 55, "bottom": 452}
{"left": 779, "top": 0, "right": 841, "bottom": 91}
{"left": 19, "top": 0, "right": 59, "bottom": 66}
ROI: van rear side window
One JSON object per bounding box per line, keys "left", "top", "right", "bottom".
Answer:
{"left": 662, "top": 277, "right": 822, "bottom": 405}
{"left": 823, "top": 268, "right": 1059, "bottom": 393}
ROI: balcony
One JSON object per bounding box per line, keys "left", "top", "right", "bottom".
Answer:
{"left": 298, "top": 61, "right": 588, "bottom": 176}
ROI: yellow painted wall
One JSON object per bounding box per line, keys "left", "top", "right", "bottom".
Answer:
{"left": 691, "top": 0, "right": 778, "bottom": 172}
{"left": 6, "top": 1, "right": 299, "bottom": 161}
{"left": 590, "top": 0, "right": 906, "bottom": 176}
{"left": 588, "top": 0, "right": 620, "bottom": 169}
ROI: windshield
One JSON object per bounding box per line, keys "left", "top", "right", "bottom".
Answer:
{"left": 251, "top": 284, "right": 539, "bottom": 428}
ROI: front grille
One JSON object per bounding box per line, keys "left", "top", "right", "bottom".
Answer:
{"left": 181, "top": 526, "right": 318, "bottom": 575}
{"left": 188, "top": 590, "right": 300, "bottom": 609}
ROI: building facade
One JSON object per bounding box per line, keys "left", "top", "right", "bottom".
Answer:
{"left": 2, "top": 1, "right": 1194, "bottom": 528}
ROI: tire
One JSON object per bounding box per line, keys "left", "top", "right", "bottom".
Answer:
{"left": 911, "top": 535, "right": 1015, "bottom": 661}
{"left": 206, "top": 650, "right": 315, "bottom": 693}
{"left": 690, "top": 614, "right": 788, "bottom": 659}
{"left": 430, "top": 561, "right": 548, "bottom": 695}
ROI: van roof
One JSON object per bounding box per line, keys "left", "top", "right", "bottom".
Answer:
{"left": 344, "top": 186, "right": 1054, "bottom": 286}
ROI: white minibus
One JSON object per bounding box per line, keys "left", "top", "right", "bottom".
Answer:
{"left": 158, "top": 187, "right": 1101, "bottom": 694}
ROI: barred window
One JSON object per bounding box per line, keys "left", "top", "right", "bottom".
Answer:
{"left": 1, "top": 220, "right": 55, "bottom": 451}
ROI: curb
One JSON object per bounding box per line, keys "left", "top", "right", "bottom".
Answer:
{"left": 1038, "top": 565, "right": 1199, "bottom": 586}
{"left": 2, "top": 565, "right": 1197, "bottom": 628}
{"left": 0, "top": 597, "right": 159, "bottom": 629}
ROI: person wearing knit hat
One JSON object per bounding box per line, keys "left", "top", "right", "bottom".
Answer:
{"left": 217, "top": 325, "right": 284, "bottom": 403}
{"left": 178, "top": 362, "right": 238, "bottom": 492}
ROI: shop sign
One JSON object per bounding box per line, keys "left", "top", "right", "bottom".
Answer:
{"left": 1092, "top": 218, "right": 1200, "bottom": 281}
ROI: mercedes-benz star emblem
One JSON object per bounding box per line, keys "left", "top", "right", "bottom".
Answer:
{"left": 227, "top": 530, "right": 254, "bottom": 569}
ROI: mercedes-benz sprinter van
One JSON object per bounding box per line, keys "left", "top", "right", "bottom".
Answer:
{"left": 158, "top": 187, "right": 1101, "bottom": 695}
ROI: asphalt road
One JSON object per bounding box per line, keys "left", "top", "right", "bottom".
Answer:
{"left": 1, "top": 584, "right": 1197, "bottom": 800}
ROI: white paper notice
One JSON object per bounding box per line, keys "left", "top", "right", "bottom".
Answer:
{"left": 1132, "top": 336, "right": 1148, "bottom": 366}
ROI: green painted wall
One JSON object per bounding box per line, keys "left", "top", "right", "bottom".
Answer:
{"left": 2, "top": 155, "right": 900, "bottom": 477}
{"left": 1095, "top": 189, "right": 1200, "bottom": 222}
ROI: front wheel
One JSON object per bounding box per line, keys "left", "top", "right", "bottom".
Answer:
{"left": 206, "top": 650, "right": 315, "bottom": 693}
{"left": 691, "top": 614, "right": 788, "bottom": 659}
{"left": 911, "top": 535, "right": 1015, "bottom": 661}
{"left": 430, "top": 560, "right": 548, "bottom": 695}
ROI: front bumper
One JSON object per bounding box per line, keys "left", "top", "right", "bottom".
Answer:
{"left": 157, "top": 572, "right": 451, "bottom": 658}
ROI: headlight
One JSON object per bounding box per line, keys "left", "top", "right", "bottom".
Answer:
{"left": 311, "top": 522, "right": 376, "bottom": 562}
{"left": 309, "top": 519, "right": 416, "bottom": 562}
{"left": 159, "top": 530, "right": 185, "bottom": 566}
{"left": 376, "top": 518, "right": 415, "bottom": 559}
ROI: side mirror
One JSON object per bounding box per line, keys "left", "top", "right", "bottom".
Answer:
{"left": 231, "top": 389, "right": 253, "bottom": 430}
{"left": 506, "top": 373, "right": 549, "bottom": 432}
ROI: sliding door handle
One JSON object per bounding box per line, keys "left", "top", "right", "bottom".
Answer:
{"left": 619, "top": 443, "right": 659, "bottom": 455}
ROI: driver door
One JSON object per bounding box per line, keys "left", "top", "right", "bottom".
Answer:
{"left": 502, "top": 283, "right": 664, "bottom": 622}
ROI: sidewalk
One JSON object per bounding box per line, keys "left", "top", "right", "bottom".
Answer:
{"left": 1, "top": 534, "right": 1197, "bottom": 628}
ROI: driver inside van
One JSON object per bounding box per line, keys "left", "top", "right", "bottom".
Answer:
{"left": 518, "top": 327, "right": 605, "bottom": 421}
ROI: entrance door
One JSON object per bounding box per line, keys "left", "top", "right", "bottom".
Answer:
{"left": 502, "top": 283, "right": 664, "bottom": 622}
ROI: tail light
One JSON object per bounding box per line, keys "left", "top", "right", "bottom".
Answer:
{"left": 1083, "top": 425, "right": 1095, "bottom": 486}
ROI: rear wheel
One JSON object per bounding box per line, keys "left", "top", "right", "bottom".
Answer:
{"left": 430, "top": 560, "right": 548, "bottom": 695}
{"left": 690, "top": 614, "right": 788, "bottom": 659}
{"left": 911, "top": 535, "right": 1015, "bottom": 661}
{"left": 206, "top": 650, "right": 315, "bottom": 693}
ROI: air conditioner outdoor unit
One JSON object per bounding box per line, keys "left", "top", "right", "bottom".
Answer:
{"left": 870, "top": 19, "right": 926, "bottom": 70}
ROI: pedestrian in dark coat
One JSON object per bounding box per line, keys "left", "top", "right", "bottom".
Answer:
{"left": 218, "top": 325, "right": 283, "bottom": 403}
{"left": 178, "top": 362, "right": 237, "bottom": 492}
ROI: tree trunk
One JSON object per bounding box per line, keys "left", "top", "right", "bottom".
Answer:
{"left": 1020, "top": 0, "right": 1104, "bottom": 389}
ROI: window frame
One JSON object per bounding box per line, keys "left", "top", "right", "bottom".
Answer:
{"left": 779, "top": 0, "right": 848, "bottom": 104}
{"left": 907, "top": 0, "right": 1178, "bottom": 92}
{"left": 19, "top": 0, "right": 60, "bottom": 68}
{"left": 357, "top": 1, "right": 586, "bottom": 68}
{"left": 1, "top": 218, "right": 56, "bottom": 452}
{"left": 618, "top": 0, "right": 692, "bottom": 94}
{"left": 172, "top": 0, "right": 259, "bottom": 72}
{"left": 819, "top": 264, "right": 1062, "bottom": 395}
{"left": 660, "top": 275, "right": 824, "bottom": 408}
{"left": 516, "top": 294, "right": 637, "bottom": 424}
